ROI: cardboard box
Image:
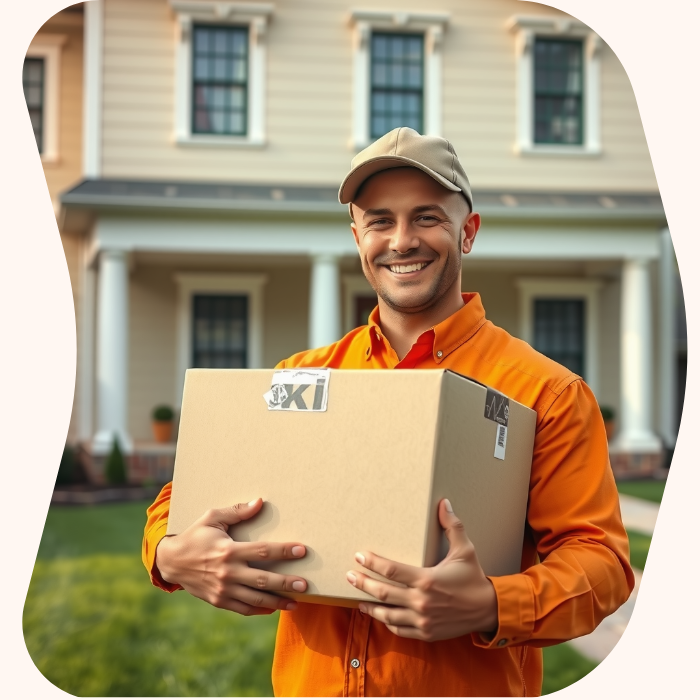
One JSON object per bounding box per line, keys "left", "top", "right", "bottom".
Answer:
{"left": 167, "top": 368, "right": 536, "bottom": 607}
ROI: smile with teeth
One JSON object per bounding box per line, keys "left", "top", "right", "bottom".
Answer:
{"left": 388, "top": 262, "right": 430, "bottom": 274}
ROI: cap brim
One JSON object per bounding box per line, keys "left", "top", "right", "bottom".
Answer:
{"left": 338, "top": 155, "right": 461, "bottom": 204}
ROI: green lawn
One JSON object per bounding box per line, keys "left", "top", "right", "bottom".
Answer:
{"left": 616, "top": 478, "right": 666, "bottom": 504}
{"left": 25, "top": 501, "right": 597, "bottom": 696}
{"left": 626, "top": 529, "right": 653, "bottom": 571}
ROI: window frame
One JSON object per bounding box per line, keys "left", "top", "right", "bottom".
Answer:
{"left": 516, "top": 277, "right": 603, "bottom": 395}
{"left": 174, "top": 273, "right": 268, "bottom": 406}
{"left": 25, "top": 33, "right": 66, "bottom": 163}
{"left": 349, "top": 10, "right": 450, "bottom": 150}
{"left": 170, "top": 1, "right": 273, "bottom": 148}
{"left": 508, "top": 15, "right": 602, "bottom": 157}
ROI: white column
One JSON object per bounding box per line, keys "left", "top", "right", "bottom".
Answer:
{"left": 309, "top": 254, "right": 341, "bottom": 350}
{"left": 83, "top": 0, "right": 103, "bottom": 177}
{"left": 616, "top": 258, "right": 661, "bottom": 453}
{"left": 93, "top": 250, "right": 131, "bottom": 453}
{"left": 78, "top": 251, "right": 95, "bottom": 442}
{"left": 658, "top": 228, "right": 678, "bottom": 448}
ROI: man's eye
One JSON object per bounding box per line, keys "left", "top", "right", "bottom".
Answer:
{"left": 417, "top": 215, "right": 438, "bottom": 222}
{"left": 370, "top": 219, "right": 391, "bottom": 226}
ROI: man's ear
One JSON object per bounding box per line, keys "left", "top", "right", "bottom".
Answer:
{"left": 461, "top": 212, "right": 481, "bottom": 255}
{"left": 351, "top": 220, "right": 361, "bottom": 252}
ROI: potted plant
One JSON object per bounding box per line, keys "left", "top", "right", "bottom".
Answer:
{"left": 152, "top": 404, "right": 175, "bottom": 443}
{"left": 599, "top": 405, "right": 616, "bottom": 442}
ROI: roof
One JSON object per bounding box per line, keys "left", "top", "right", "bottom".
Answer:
{"left": 60, "top": 178, "right": 666, "bottom": 223}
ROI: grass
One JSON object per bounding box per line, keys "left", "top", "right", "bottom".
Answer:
{"left": 24, "top": 501, "right": 599, "bottom": 696}
{"left": 616, "top": 478, "right": 666, "bottom": 504}
{"left": 627, "top": 529, "right": 653, "bottom": 571}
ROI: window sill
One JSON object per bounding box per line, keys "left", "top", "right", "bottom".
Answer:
{"left": 174, "top": 134, "right": 267, "bottom": 149}
{"left": 514, "top": 143, "right": 602, "bottom": 158}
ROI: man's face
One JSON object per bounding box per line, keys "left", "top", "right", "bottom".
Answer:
{"left": 350, "top": 167, "right": 480, "bottom": 315}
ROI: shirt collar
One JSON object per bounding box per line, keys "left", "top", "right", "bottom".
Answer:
{"left": 366, "top": 292, "right": 487, "bottom": 363}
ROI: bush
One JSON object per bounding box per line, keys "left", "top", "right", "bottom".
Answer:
{"left": 152, "top": 405, "right": 174, "bottom": 422}
{"left": 55, "top": 445, "right": 76, "bottom": 485}
{"left": 599, "top": 405, "right": 615, "bottom": 422}
{"left": 105, "top": 437, "right": 127, "bottom": 485}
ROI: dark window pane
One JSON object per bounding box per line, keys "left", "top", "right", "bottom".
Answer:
{"left": 533, "top": 38, "right": 584, "bottom": 144}
{"left": 22, "top": 57, "right": 44, "bottom": 153}
{"left": 192, "top": 294, "right": 248, "bottom": 369}
{"left": 370, "top": 32, "right": 424, "bottom": 138}
{"left": 533, "top": 299, "right": 585, "bottom": 377}
{"left": 192, "top": 24, "right": 248, "bottom": 136}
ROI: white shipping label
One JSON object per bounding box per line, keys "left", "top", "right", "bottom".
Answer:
{"left": 494, "top": 424, "right": 508, "bottom": 460}
{"left": 263, "top": 368, "right": 331, "bottom": 412}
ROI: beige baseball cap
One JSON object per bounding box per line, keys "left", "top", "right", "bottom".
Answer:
{"left": 338, "top": 127, "right": 473, "bottom": 210}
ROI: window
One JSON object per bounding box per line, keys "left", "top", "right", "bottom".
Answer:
{"left": 174, "top": 273, "right": 267, "bottom": 406}
{"left": 192, "top": 294, "right": 248, "bottom": 368}
{"left": 24, "top": 33, "right": 65, "bottom": 162}
{"left": 370, "top": 33, "right": 424, "bottom": 137}
{"left": 508, "top": 15, "right": 601, "bottom": 155}
{"left": 23, "top": 58, "right": 45, "bottom": 153}
{"left": 516, "top": 278, "right": 603, "bottom": 394}
{"left": 533, "top": 298, "right": 585, "bottom": 375}
{"left": 533, "top": 39, "right": 583, "bottom": 145}
{"left": 170, "top": 1, "right": 272, "bottom": 147}
{"left": 349, "top": 10, "right": 450, "bottom": 150}
{"left": 192, "top": 25, "right": 248, "bottom": 136}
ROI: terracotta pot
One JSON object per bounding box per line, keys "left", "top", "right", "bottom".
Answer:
{"left": 604, "top": 419, "right": 615, "bottom": 442}
{"left": 152, "top": 420, "right": 173, "bottom": 444}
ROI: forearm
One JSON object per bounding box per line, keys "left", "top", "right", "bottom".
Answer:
{"left": 142, "top": 482, "right": 183, "bottom": 592}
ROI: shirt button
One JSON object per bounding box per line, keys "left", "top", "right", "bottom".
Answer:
{"left": 496, "top": 639, "right": 508, "bottom": 647}
{"left": 436, "top": 350, "right": 443, "bottom": 358}
{"left": 350, "top": 658, "right": 361, "bottom": 669}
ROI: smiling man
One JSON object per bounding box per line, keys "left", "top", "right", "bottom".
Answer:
{"left": 143, "top": 127, "right": 634, "bottom": 697}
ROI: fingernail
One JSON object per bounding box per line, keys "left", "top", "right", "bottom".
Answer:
{"left": 286, "top": 601, "right": 298, "bottom": 611}
{"left": 359, "top": 604, "right": 367, "bottom": 614}
{"left": 346, "top": 572, "right": 357, "bottom": 586}
{"left": 355, "top": 552, "right": 365, "bottom": 565}
{"left": 291, "top": 546, "right": 305, "bottom": 557}
{"left": 292, "top": 580, "right": 306, "bottom": 592}
{"left": 248, "top": 499, "right": 259, "bottom": 507}
{"left": 444, "top": 499, "right": 454, "bottom": 513}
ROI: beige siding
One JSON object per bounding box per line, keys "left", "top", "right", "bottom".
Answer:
{"left": 101, "top": 0, "right": 657, "bottom": 193}
{"left": 36, "top": 11, "right": 83, "bottom": 210}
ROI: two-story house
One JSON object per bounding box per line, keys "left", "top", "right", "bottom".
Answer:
{"left": 30, "top": 0, "right": 684, "bottom": 482}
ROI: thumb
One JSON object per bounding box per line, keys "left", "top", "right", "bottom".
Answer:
{"left": 439, "top": 498, "right": 470, "bottom": 554}
{"left": 203, "top": 498, "right": 264, "bottom": 529}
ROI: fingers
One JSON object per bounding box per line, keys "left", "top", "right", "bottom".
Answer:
{"left": 438, "top": 498, "right": 470, "bottom": 553}
{"left": 353, "top": 550, "right": 419, "bottom": 586}
{"left": 358, "top": 603, "right": 430, "bottom": 641}
{"left": 228, "top": 584, "right": 298, "bottom": 612}
{"left": 237, "top": 566, "right": 308, "bottom": 594}
{"left": 202, "top": 498, "right": 264, "bottom": 529}
{"left": 216, "top": 597, "right": 278, "bottom": 617}
{"left": 236, "top": 540, "right": 307, "bottom": 562}
{"left": 346, "top": 570, "right": 410, "bottom": 606}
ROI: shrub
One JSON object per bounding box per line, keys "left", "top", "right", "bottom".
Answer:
{"left": 599, "top": 405, "right": 615, "bottom": 422}
{"left": 105, "top": 437, "right": 127, "bottom": 485}
{"left": 55, "top": 445, "right": 76, "bottom": 486}
{"left": 152, "top": 405, "right": 174, "bottom": 422}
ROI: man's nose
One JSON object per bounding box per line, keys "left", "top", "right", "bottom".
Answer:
{"left": 389, "top": 220, "right": 420, "bottom": 253}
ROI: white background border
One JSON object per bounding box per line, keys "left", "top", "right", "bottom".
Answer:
{"left": 1, "top": 0, "right": 696, "bottom": 697}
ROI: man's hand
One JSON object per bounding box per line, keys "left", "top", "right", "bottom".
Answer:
{"left": 346, "top": 498, "right": 498, "bottom": 641}
{"left": 156, "top": 498, "right": 307, "bottom": 616}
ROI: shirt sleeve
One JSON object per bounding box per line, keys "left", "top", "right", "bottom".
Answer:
{"left": 142, "top": 481, "right": 182, "bottom": 593}
{"left": 472, "top": 378, "right": 635, "bottom": 649}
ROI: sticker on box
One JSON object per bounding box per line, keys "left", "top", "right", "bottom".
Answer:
{"left": 484, "top": 388, "right": 509, "bottom": 427}
{"left": 263, "top": 368, "right": 331, "bottom": 411}
{"left": 494, "top": 424, "right": 508, "bottom": 460}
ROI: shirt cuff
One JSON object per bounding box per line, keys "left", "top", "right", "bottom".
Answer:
{"left": 471, "top": 574, "right": 536, "bottom": 649}
{"left": 144, "top": 522, "right": 183, "bottom": 593}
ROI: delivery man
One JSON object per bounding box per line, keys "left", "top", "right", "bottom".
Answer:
{"left": 143, "top": 127, "right": 634, "bottom": 696}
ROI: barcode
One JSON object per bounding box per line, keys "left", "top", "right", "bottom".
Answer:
{"left": 497, "top": 425, "right": 506, "bottom": 448}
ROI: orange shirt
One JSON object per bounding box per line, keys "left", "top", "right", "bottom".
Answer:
{"left": 143, "top": 293, "right": 634, "bottom": 697}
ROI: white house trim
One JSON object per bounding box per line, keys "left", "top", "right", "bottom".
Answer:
{"left": 348, "top": 9, "right": 450, "bottom": 150}
{"left": 173, "top": 272, "right": 268, "bottom": 406}
{"left": 83, "top": 0, "right": 103, "bottom": 177}
{"left": 26, "top": 33, "right": 66, "bottom": 164}
{"left": 342, "top": 273, "right": 375, "bottom": 333}
{"left": 170, "top": 1, "right": 273, "bottom": 147}
{"left": 507, "top": 15, "right": 602, "bottom": 157}
{"left": 516, "top": 277, "right": 604, "bottom": 395}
